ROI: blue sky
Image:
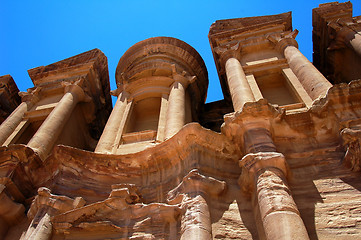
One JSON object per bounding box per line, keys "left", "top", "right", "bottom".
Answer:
{"left": 1, "top": 0, "right": 360, "bottom": 104}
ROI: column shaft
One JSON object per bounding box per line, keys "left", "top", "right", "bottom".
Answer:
{"left": 28, "top": 86, "right": 84, "bottom": 159}
{"left": 284, "top": 45, "right": 332, "bottom": 100}
{"left": 165, "top": 81, "right": 186, "bottom": 139}
{"left": 349, "top": 32, "right": 361, "bottom": 57}
{"left": 0, "top": 102, "right": 34, "bottom": 146}
{"left": 225, "top": 58, "right": 255, "bottom": 111}
{"left": 256, "top": 168, "right": 309, "bottom": 240}
{"left": 180, "top": 195, "right": 212, "bottom": 240}
{"left": 95, "top": 92, "right": 128, "bottom": 154}
{"left": 22, "top": 213, "right": 52, "bottom": 240}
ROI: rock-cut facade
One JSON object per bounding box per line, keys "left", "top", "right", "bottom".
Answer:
{"left": 1, "top": 1, "right": 361, "bottom": 239}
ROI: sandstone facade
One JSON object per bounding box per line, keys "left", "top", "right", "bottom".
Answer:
{"left": 0, "top": 75, "right": 21, "bottom": 124}
{"left": 1, "top": 2, "right": 361, "bottom": 239}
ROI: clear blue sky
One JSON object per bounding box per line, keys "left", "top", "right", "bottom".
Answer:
{"left": 1, "top": 0, "right": 360, "bottom": 104}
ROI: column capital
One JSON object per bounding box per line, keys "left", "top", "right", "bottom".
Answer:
{"left": 27, "top": 187, "right": 85, "bottom": 219}
{"left": 267, "top": 30, "right": 299, "bottom": 53}
{"left": 239, "top": 152, "right": 289, "bottom": 192}
{"left": 240, "top": 152, "right": 288, "bottom": 176}
{"left": 214, "top": 42, "right": 241, "bottom": 70}
{"left": 19, "top": 87, "right": 42, "bottom": 104}
{"left": 167, "top": 169, "right": 226, "bottom": 204}
{"left": 62, "top": 79, "right": 91, "bottom": 102}
{"left": 171, "top": 64, "right": 196, "bottom": 88}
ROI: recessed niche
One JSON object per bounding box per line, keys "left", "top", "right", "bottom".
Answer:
{"left": 123, "top": 97, "right": 161, "bottom": 142}
{"left": 254, "top": 70, "right": 302, "bottom": 107}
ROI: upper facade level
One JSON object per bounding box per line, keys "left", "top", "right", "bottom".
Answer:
{"left": 209, "top": 12, "right": 332, "bottom": 113}
{"left": 0, "top": 49, "right": 112, "bottom": 159}
{"left": 95, "top": 37, "right": 208, "bottom": 154}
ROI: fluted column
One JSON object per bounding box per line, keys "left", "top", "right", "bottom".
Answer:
{"left": 215, "top": 44, "right": 255, "bottom": 112}
{"left": 0, "top": 89, "right": 40, "bottom": 146}
{"left": 240, "top": 152, "right": 309, "bottom": 240}
{"left": 28, "top": 82, "right": 87, "bottom": 159}
{"left": 95, "top": 90, "right": 129, "bottom": 154}
{"left": 165, "top": 68, "right": 195, "bottom": 140}
{"left": 275, "top": 35, "right": 332, "bottom": 100}
{"left": 167, "top": 169, "right": 226, "bottom": 240}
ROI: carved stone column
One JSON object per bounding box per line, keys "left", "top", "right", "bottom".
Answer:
{"left": 28, "top": 81, "right": 88, "bottom": 159}
{"left": 239, "top": 152, "right": 309, "bottom": 240}
{"left": 0, "top": 88, "right": 40, "bottom": 146}
{"left": 273, "top": 33, "right": 332, "bottom": 100}
{"left": 215, "top": 44, "right": 255, "bottom": 112}
{"left": 165, "top": 67, "right": 196, "bottom": 139}
{"left": 21, "top": 187, "right": 85, "bottom": 240}
{"left": 167, "top": 169, "right": 226, "bottom": 240}
{"left": 348, "top": 32, "right": 361, "bottom": 57}
{"left": 95, "top": 89, "right": 129, "bottom": 154}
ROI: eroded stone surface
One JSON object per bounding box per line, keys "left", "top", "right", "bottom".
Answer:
{"left": 1, "top": 4, "right": 361, "bottom": 240}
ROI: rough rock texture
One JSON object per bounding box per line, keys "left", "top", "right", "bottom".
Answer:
{"left": 1, "top": 3, "right": 361, "bottom": 240}
{"left": 0, "top": 75, "right": 21, "bottom": 124}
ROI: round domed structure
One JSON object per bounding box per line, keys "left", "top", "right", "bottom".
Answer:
{"left": 116, "top": 37, "right": 208, "bottom": 108}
